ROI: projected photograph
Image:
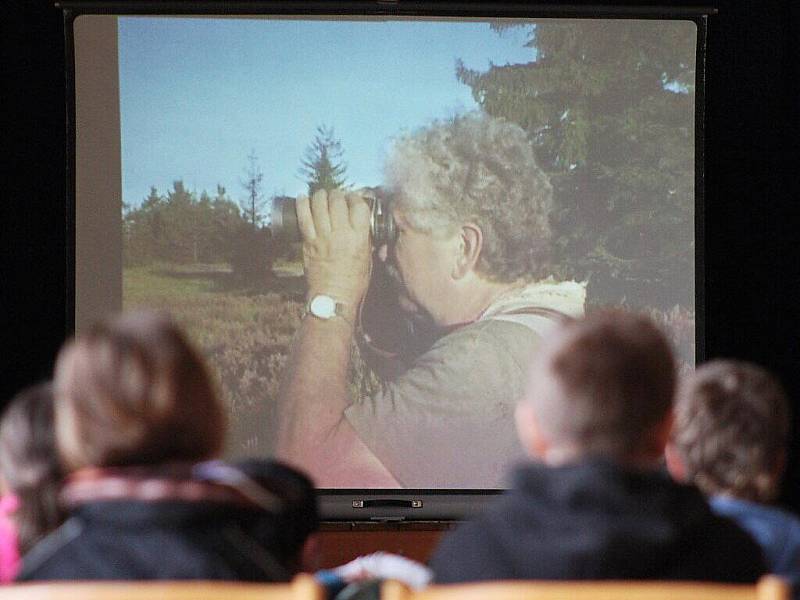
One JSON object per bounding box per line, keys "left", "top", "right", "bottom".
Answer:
{"left": 115, "top": 16, "right": 697, "bottom": 487}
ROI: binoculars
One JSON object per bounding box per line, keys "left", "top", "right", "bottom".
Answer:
{"left": 271, "top": 189, "right": 396, "bottom": 246}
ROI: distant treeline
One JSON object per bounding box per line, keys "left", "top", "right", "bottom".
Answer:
{"left": 124, "top": 126, "right": 349, "bottom": 283}
{"left": 123, "top": 181, "right": 280, "bottom": 283}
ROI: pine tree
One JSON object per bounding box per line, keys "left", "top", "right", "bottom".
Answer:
{"left": 457, "top": 20, "right": 696, "bottom": 309}
{"left": 163, "top": 180, "right": 197, "bottom": 263}
{"left": 299, "top": 125, "right": 348, "bottom": 196}
{"left": 209, "top": 185, "right": 242, "bottom": 262}
{"left": 231, "top": 154, "right": 273, "bottom": 284}
{"left": 241, "top": 151, "right": 266, "bottom": 228}
{"left": 123, "top": 186, "right": 164, "bottom": 265}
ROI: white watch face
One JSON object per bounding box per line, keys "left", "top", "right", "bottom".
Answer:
{"left": 309, "top": 295, "right": 337, "bottom": 319}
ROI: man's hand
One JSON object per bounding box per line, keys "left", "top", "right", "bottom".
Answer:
{"left": 276, "top": 187, "right": 399, "bottom": 487}
{"left": 297, "top": 189, "right": 371, "bottom": 314}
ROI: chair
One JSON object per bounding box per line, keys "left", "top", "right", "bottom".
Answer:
{"left": 0, "top": 573, "right": 323, "bottom": 600}
{"left": 382, "top": 575, "right": 790, "bottom": 600}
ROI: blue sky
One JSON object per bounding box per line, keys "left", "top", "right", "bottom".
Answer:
{"left": 119, "top": 17, "right": 534, "bottom": 209}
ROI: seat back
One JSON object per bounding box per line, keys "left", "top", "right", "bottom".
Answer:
{"left": 0, "top": 573, "right": 323, "bottom": 600}
{"left": 382, "top": 576, "right": 790, "bottom": 600}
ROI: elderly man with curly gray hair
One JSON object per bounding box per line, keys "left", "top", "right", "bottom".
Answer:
{"left": 276, "top": 112, "right": 585, "bottom": 488}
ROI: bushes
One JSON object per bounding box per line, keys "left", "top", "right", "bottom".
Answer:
{"left": 229, "top": 224, "right": 275, "bottom": 287}
{"left": 123, "top": 265, "right": 380, "bottom": 457}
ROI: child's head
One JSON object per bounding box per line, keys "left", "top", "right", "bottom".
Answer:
{"left": 518, "top": 310, "right": 676, "bottom": 466}
{"left": 668, "top": 360, "right": 790, "bottom": 502}
{"left": 53, "top": 311, "right": 226, "bottom": 471}
{"left": 0, "top": 382, "right": 64, "bottom": 553}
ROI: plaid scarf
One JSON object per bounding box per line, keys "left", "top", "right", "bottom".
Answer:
{"left": 60, "top": 462, "right": 282, "bottom": 512}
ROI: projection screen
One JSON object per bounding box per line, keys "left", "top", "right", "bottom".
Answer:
{"left": 70, "top": 9, "right": 700, "bottom": 496}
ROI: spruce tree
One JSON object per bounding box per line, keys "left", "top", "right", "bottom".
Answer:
{"left": 241, "top": 151, "right": 266, "bottom": 228}
{"left": 457, "top": 20, "right": 696, "bottom": 309}
{"left": 299, "top": 125, "right": 348, "bottom": 196}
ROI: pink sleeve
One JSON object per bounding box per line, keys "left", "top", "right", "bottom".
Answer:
{"left": 0, "top": 495, "right": 20, "bottom": 583}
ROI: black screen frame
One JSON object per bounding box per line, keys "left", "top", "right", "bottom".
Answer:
{"left": 59, "top": 0, "right": 711, "bottom": 521}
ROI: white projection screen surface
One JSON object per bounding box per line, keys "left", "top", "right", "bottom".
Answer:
{"left": 72, "top": 13, "right": 698, "bottom": 490}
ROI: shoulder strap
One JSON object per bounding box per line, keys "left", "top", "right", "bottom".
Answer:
{"left": 17, "top": 517, "right": 84, "bottom": 580}
{"left": 221, "top": 524, "right": 292, "bottom": 582}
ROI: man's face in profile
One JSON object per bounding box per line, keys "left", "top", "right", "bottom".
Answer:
{"left": 379, "top": 207, "right": 460, "bottom": 326}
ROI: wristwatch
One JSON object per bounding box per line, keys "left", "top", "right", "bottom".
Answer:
{"left": 306, "top": 294, "right": 349, "bottom": 322}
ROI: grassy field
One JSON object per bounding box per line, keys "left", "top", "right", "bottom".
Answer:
{"left": 123, "top": 262, "right": 380, "bottom": 459}
{"left": 124, "top": 263, "right": 304, "bottom": 458}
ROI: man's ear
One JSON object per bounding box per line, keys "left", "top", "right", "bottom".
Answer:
{"left": 515, "top": 400, "right": 549, "bottom": 460}
{"left": 664, "top": 441, "right": 687, "bottom": 483}
{"left": 452, "top": 223, "right": 483, "bottom": 280}
{"left": 652, "top": 410, "right": 674, "bottom": 455}
{"left": 638, "top": 409, "right": 675, "bottom": 466}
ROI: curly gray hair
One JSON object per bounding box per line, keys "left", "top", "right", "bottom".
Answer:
{"left": 384, "top": 112, "right": 553, "bottom": 282}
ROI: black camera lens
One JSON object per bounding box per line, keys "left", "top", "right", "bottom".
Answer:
{"left": 270, "top": 191, "right": 395, "bottom": 246}
{"left": 367, "top": 190, "right": 397, "bottom": 247}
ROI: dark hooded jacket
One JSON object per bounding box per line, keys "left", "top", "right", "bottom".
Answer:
{"left": 430, "top": 459, "right": 766, "bottom": 583}
{"left": 17, "top": 500, "right": 290, "bottom": 581}
{"left": 17, "top": 460, "right": 317, "bottom": 582}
